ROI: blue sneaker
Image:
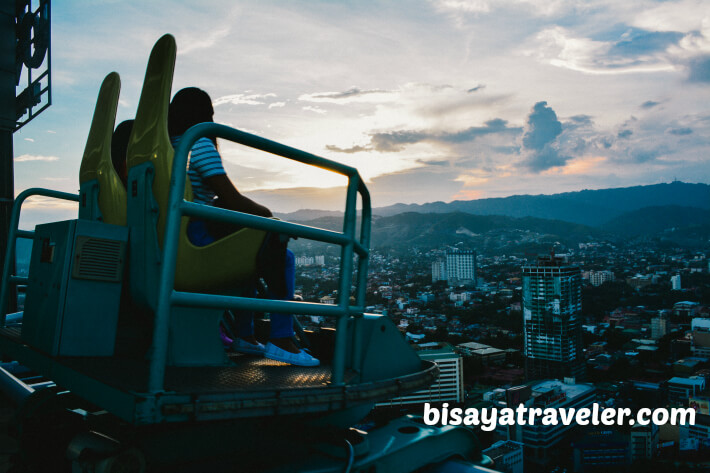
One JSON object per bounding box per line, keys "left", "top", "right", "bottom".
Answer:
{"left": 265, "top": 342, "right": 320, "bottom": 367}
{"left": 231, "top": 338, "right": 266, "bottom": 356}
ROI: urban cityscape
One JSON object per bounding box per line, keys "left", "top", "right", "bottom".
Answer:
{"left": 293, "top": 218, "right": 710, "bottom": 472}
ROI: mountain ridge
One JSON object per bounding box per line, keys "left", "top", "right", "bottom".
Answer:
{"left": 276, "top": 181, "right": 710, "bottom": 227}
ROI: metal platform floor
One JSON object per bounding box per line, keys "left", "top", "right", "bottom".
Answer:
{"left": 0, "top": 326, "right": 437, "bottom": 425}
{"left": 0, "top": 327, "right": 344, "bottom": 394}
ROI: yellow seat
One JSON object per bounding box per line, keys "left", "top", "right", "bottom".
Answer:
{"left": 78, "top": 72, "right": 127, "bottom": 226}
{"left": 126, "top": 34, "right": 266, "bottom": 297}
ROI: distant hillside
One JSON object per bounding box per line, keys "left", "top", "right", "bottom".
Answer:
{"left": 372, "top": 182, "right": 710, "bottom": 226}
{"left": 292, "top": 211, "right": 606, "bottom": 253}
{"left": 602, "top": 205, "right": 710, "bottom": 237}
{"left": 274, "top": 209, "right": 344, "bottom": 221}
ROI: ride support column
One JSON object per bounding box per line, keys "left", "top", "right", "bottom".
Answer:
{"left": 0, "top": 3, "right": 16, "bottom": 313}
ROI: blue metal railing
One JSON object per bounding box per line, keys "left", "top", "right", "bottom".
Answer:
{"left": 0, "top": 128, "right": 373, "bottom": 394}
{"left": 148, "top": 123, "right": 372, "bottom": 392}
{"left": 0, "top": 188, "right": 80, "bottom": 326}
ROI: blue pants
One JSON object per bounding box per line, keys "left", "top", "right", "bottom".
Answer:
{"left": 237, "top": 249, "right": 295, "bottom": 339}
{"left": 188, "top": 220, "right": 295, "bottom": 339}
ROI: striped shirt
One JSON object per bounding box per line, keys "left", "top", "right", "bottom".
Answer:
{"left": 170, "top": 136, "right": 225, "bottom": 205}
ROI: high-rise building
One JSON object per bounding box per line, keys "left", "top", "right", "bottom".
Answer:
{"left": 631, "top": 423, "right": 659, "bottom": 462}
{"left": 587, "top": 270, "right": 615, "bottom": 287}
{"left": 295, "top": 255, "right": 326, "bottom": 266}
{"left": 482, "top": 440, "right": 524, "bottom": 473}
{"left": 671, "top": 274, "right": 682, "bottom": 290}
{"left": 680, "top": 411, "right": 710, "bottom": 443}
{"left": 651, "top": 313, "right": 668, "bottom": 340}
{"left": 691, "top": 318, "right": 710, "bottom": 358}
{"left": 484, "top": 379, "right": 596, "bottom": 466}
{"left": 668, "top": 376, "right": 706, "bottom": 405}
{"left": 522, "top": 255, "right": 584, "bottom": 380}
{"left": 572, "top": 429, "right": 631, "bottom": 471}
{"left": 431, "top": 259, "right": 446, "bottom": 282}
{"left": 377, "top": 342, "right": 464, "bottom": 407}
{"left": 445, "top": 249, "right": 476, "bottom": 286}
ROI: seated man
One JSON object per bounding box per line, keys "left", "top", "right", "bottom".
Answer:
{"left": 168, "top": 87, "right": 319, "bottom": 367}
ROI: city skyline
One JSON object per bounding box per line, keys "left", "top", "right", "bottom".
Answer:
{"left": 12, "top": 0, "right": 710, "bottom": 229}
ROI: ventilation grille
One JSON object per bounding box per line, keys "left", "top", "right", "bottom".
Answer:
{"left": 72, "top": 236, "right": 126, "bottom": 282}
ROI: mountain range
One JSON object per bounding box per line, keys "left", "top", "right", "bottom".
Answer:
{"left": 278, "top": 181, "right": 710, "bottom": 227}
{"left": 12, "top": 182, "right": 710, "bottom": 265}
{"left": 286, "top": 182, "right": 710, "bottom": 252}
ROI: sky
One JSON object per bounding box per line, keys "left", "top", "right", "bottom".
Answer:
{"left": 12, "top": 0, "right": 710, "bottom": 227}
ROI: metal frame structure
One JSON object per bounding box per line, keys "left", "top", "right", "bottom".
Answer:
{"left": 14, "top": 0, "right": 52, "bottom": 131}
{"left": 0, "top": 187, "right": 79, "bottom": 325}
{"left": 152, "top": 121, "right": 372, "bottom": 391}
{"left": 0, "top": 123, "right": 373, "bottom": 389}
{"left": 0, "top": 121, "right": 440, "bottom": 426}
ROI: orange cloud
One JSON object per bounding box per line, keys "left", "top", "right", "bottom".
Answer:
{"left": 542, "top": 156, "right": 607, "bottom": 175}
{"left": 452, "top": 189, "right": 484, "bottom": 200}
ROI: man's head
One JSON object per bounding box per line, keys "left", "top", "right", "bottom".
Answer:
{"left": 168, "top": 87, "right": 214, "bottom": 137}
{"left": 111, "top": 119, "right": 134, "bottom": 186}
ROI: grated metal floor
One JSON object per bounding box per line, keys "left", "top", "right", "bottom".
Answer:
{"left": 0, "top": 327, "right": 346, "bottom": 394}
{"left": 63, "top": 354, "right": 341, "bottom": 393}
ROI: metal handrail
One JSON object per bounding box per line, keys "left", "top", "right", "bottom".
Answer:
{"left": 147, "top": 123, "right": 372, "bottom": 393}
{"left": 0, "top": 188, "right": 80, "bottom": 326}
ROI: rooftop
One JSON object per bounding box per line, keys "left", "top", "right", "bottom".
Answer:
{"left": 458, "top": 342, "right": 491, "bottom": 351}
{"left": 532, "top": 380, "right": 595, "bottom": 401}
{"left": 473, "top": 347, "right": 505, "bottom": 356}
{"left": 482, "top": 440, "right": 523, "bottom": 459}
{"left": 413, "top": 342, "right": 459, "bottom": 359}
{"left": 669, "top": 376, "right": 706, "bottom": 387}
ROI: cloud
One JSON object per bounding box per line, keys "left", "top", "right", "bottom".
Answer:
{"left": 299, "top": 87, "right": 393, "bottom": 104}
{"left": 247, "top": 166, "right": 464, "bottom": 211}
{"left": 268, "top": 102, "right": 286, "bottom": 109}
{"left": 363, "top": 118, "right": 521, "bottom": 152}
{"left": 668, "top": 127, "right": 693, "bottom": 135}
{"left": 492, "top": 145, "right": 521, "bottom": 155}
{"left": 178, "top": 23, "right": 232, "bottom": 56}
{"left": 18, "top": 195, "right": 75, "bottom": 209}
{"left": 24, "top": 138, "right": 34, "bottom": 142}
{"left": 213, "top": 93, "right": 277, "bottom": 107}
{"left": 568, "top": 115, "right": 593, "bottom": 126}
{"left": 641, "top": 100, "right": 660, "bottom": 109}
{"left": 15, "top": 154, "right": 59, "bottom": 162}
{"left": 455, "top": 170, "right": 490, "bottom": 187}
{"left": 520, "top": 101, "right": 569, "bottom": 172}
{"left": 302, "top": 106, "right": 327, "bottom": 114}
{"left": 632, "top": 0, "right": 709, "bottom": 32}
{"left": 522, "top": 102, "right": 561, "bottom": 149}
{"left": 618, "top": 129, "right": 633, "bottom": 138}
{"left": 432, "top": 0, "right": 491, "bottom": 14}
{"left": 687, "top": 55, "right": 710, "bottom": 82}
{"left": 609, "top": 29, "right": 684, "bottom": 57}
{"left": 431, "top": 0, "right": 571, "bottom": 18}
{"left": 542, "top": 156, "right": 607, "bottom": 176}
{"left": 533, "top": 26, "right": 679, "bottom": 74}
{"left": 370, "top": 130, "right": 427, "bottom": 152}
{"left": 420, "top": 159, "right": 450, "bottom": 166}
{"left": 442, "top": 119, "right": 521, "bottom": 143}
{"left": 629, "top": 147, "right": 666, "bottom": 163}
{"left": 325, "top": 144, "right": 370, "bottom": 154}
{"left": 41, "top": 177, "right": 69, "bottom": 182}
